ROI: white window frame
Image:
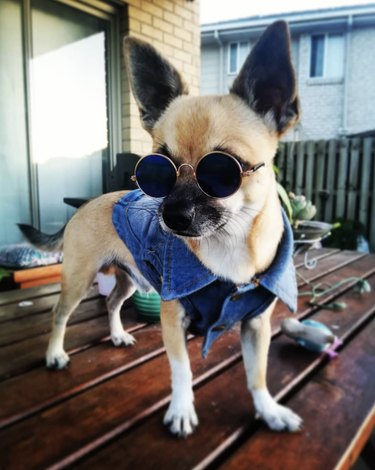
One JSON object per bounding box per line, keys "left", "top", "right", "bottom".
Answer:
{"left": 227, "top": 41, "right": 249, "bottom": 75}
{"left": 309, "top": 32, "right": 345, "bottom": 80}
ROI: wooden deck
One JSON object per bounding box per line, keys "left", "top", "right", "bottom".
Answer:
{"left": 0, "top": 248, "right": 374, "bottom": 469}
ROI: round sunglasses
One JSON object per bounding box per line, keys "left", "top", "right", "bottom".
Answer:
{"left": 131, "top": 151, "right": 265, "bottom": 199}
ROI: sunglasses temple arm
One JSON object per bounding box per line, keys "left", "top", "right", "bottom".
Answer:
{"left": 242, "top": 162, "right": 265, "bottom": 177}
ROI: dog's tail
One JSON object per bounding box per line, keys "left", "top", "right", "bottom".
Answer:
{"left": 17, "top": 223, "right": 65, "bottom": 252}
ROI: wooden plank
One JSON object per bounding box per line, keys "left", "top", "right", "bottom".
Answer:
{"left": 0, "top": 284, "right": 99, "bottom": 323}
{"left": 0, "top": 297, "right": 108, "bottom": 347}
{"left": 347, "top": 137, "right": 360, "bottom": 220}
{"left": 1, "top": 256, "right": 374, "bottom": 469}
{"left": 73, "top": 274, "right": 375, "bottom": 470}
{"left": 296, "top": 250, "right": 365, "bottom": 287}
{"left": 0, "top": 308, "right": 142, "bottom": 381}
{"left": 285, "top": 142, "right": 295, "bottom": 192}
{"left": 295, "top": 141, "right": 305, "bottom": 194}
{"left": 336, "top": 139, "right": 349, "bottom": 218}
{"left": 0, "top": 329, "right": 243, "bottom": 470}
{"left": 294, "top": 248, "right": 339, "bottom": 269}
{"left": 314, "top": 140, "right": 326, "bottom": 219}
{"left": 0, "top": 283, "right": 62, "bottom": 307}
{"left": 305, "top": 141, "right": 315, "bottom": 202}
{"left": 220, "top": 320, "right": 375, "bottom": 470}
{"left": 0, "top": 284, "right": 98, "bottom": 312}
{"left": 325, "top": 139, "right": 337, "bottom": 222}
{"left": 275, "top": 143, "right": 286, "bottom": 183}
{"left": 358, "top": 138, "right": 372, "bottom": 228}
{"left": 13, "top": 264, "right": 62, "bottom": 283}
{"left": 0, "top": 325, "right": 163, "bottom": 429}
{"left": 0, "top": 249, "right": 355, "bottom": 431}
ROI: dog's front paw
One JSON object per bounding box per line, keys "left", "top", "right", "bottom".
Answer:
{"left": 163, "top": 399, "right": 199, "bottom": 437}
{"left": 111, "top": 330, "right": 136, "bottom": 347}
{"left": 46, "top": 348, "right": 70, "bottom": 370}
{"left": 253, "top": 389, "right": 303, "bottom": 432}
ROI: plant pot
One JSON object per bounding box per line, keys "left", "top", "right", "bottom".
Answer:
{"left": 293, "top": 220, "right": 332, "bottom": 244}
{"left": 132, "top": 290, "right": 161, "bottom": 322}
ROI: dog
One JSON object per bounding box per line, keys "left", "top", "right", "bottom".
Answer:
{"left": 19, "top": 20, "right": 302, "bottom": 437}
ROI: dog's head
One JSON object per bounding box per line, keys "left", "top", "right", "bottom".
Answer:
{"left": 124, "top": 21, "right": 299, "bottom": 239}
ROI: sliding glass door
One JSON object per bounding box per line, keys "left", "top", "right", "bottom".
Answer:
{"left": 0, "top": 0, "right": 31, "bottom": 245}
{"left": 0, "top": 0, "right": 120, "bottom": 245}
{"left": 31, "top": 0, "right": 109, "bottom": 232}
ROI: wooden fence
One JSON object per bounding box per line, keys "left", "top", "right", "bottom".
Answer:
{"left": 275, "top": 137, "right": 375, "bottom": 251}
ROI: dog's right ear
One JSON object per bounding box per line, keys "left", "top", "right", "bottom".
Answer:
{"left": 124, "top": 36, "right": 188, "bottom": 132}
{"left": 230, "top": 21, "right": 299, "bottom": 135}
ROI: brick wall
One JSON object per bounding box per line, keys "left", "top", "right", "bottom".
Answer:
{"left": 121, "top": 0, "right": 201, "bottom": 155}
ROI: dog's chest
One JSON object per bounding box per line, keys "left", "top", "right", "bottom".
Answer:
{"left": 198, "top": 237, "right": 255, "bottom": 285}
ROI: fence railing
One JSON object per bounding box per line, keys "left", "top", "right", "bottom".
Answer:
{"left": 275, "top": 137, "right": 375, "bottom": 251}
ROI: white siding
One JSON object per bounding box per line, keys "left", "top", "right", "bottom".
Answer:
{"left": 200, "top": 45, "right": 220, "bottom": 95}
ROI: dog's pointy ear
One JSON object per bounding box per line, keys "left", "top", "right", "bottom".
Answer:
{"left": 123, "top": 36, "right": 188, "bottom": 132}
{"left": 230, "top": 21, "right": 299, "bottom": 135}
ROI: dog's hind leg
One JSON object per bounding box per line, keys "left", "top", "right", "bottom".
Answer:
{"left": 241, "top": 300, "right": 303, "bottom": 432}
{"left": 106, "top": 268, "right": 136, "bottom": 347}
{"left": 46, "top": 262, "right": 97, "bottom": 369}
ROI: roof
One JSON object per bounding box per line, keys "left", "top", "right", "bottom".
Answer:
{"left": 201, "top": 3, "right": 375, "bottom": 44}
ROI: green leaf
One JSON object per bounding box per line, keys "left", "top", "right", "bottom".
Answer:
{"left": 0, "top": 267, "right": 11, "bottom": 283}
{"left": 276, "top": 182, "right": 292, "bottom": 221}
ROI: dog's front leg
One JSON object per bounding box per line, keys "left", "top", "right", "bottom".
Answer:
{"left": 161, "top": 300, "right": 198, "bottom": 437}
{"left": 241, "top": 300, "right": 303, "bottom": 432}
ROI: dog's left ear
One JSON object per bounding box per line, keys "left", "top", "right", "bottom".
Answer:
{"left": 124, "top": 36, "right": 188, "bottom": 132}
{"left": 230, "top": 21, "right": 299, "bottom": 135}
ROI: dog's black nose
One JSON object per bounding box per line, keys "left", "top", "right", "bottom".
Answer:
{"left": 162, "top": 203, "right": 195, "bottom": 232}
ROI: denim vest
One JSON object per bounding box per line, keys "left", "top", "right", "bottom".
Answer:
{"left": 112, "top": 190, "right": 297, "bottom": 357}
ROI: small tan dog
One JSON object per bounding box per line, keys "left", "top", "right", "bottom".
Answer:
{"left": 19, "top": 21, "right": 302, "bottom": 437}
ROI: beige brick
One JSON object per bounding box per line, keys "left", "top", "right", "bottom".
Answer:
{"left": 163, "top": 11, "right": 183, "bottom": 27}
{"left": 153, "top": 0, "right": 173, "bottom": 13}
{"left": 141, "top": 23, "right": 163, "bottom": 41}
{"left": 128, "top": 17, "right": 141, "bottom": 33}
{"left": 129, "top": 7, "right": 152, "bottom": 25}
{"left": 142, "top": 2, "right": 163, "bottom": 19}
{"left": 173, "top": 48, "right": 191, "bottom": 64}
{"left": 173, "top": 26, "right": 192, "bottom": 43}
{"left": 183, "top": 40, "right": 195, "bottom": 54}
{"left": 163, "top": 33, "right": 182, "bottom": 49}
{"left": 153, "top": 17, "right": 173, "bottom": 34}
{"left": 127, "top": 0, "right": 141, "bottom": 8}
{"left": 174, "top": 4, "right": 193, "bottom": 21}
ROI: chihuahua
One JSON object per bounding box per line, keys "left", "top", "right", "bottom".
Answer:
{"left": 19, "top": 21, "right": 302, "bottom": 437}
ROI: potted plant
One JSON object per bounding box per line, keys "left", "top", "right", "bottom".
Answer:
{"left": 132, "top": 290, "right": 161, "bottom": 322}
{"left": 277, "top": 183, "right": 332, "bottom": 242}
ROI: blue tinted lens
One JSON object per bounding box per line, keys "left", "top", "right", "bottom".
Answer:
{"left": 135, "top": 155, "right": 176, "bottom": 198}
{"left": 196, "top": 153, "right": 241, "bottom": 198}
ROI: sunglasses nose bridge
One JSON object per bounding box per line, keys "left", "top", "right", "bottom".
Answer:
{"left": 176, "top": 163, "right": 196, "bottom": 180}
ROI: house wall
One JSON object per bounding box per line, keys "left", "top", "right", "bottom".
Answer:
{"left": 200, "top": 25, "right": 375, "bottom": 141}
{"left": 200, "top": 45, "right": 220, "bottom": 95}
{"left": 347, "top": 27, "right": 375, "bottom": 134}
{"left": 294, "top": 33, "right": 344, "bottom": 141}
{"left": 121, "top": 0, "right": 201, "bottom": 155}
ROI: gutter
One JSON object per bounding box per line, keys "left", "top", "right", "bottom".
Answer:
{"left": 214, "top": 30, "right": 224, "bottom": 94}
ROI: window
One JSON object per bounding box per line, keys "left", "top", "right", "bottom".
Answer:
{"left": 228, "top": 41, "right": 249, "bottom": 74}
{"left": 310, "top": 33, "right": 345, "bottom": 79}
